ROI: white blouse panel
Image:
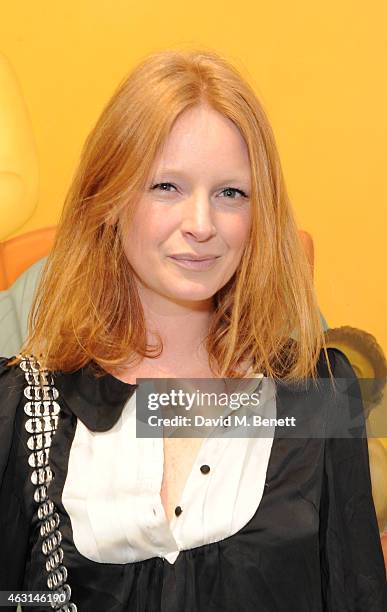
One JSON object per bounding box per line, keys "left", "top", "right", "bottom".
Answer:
{"left": 62, "top": 374, "right": 277, "bottom": 565}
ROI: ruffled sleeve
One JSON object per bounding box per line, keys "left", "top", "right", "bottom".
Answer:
{"left": 0, "top": 356, "right": 33, "bottom": 595}
{"left": 319, "top": 348, "right": 387, "bottom": 610}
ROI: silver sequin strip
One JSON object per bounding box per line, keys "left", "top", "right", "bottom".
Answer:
{"left": 19, "top": 355, "right": 77, "bottom": 612}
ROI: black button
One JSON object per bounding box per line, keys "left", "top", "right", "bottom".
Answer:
{"left": 200, "top": 464, "right": 210, "bottom": 474}
{"left": 175, "top": 506, "right": 183, "bottom": 516}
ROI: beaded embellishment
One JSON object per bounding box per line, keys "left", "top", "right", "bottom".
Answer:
{"left": 19, "top": 355, "right": 77, "bottom": 611}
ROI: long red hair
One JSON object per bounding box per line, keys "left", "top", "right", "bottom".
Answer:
{"left": 16, "top": 48, "right": 330, "bottom": 381}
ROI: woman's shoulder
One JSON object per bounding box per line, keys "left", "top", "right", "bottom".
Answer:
{"left": 0, "top": 355, "right": 26, "bottom": 396}
{"left": 0, "top": 355, "right": 22, "bottom": 371}
{"left": 0, "top": 355, "right": 18, "bottom": 371}
{"left": 316, "top": 346, "right": 357, "bottom": 379}
{"left": 0, "top": 355, "right": 26, "bottom": 434}
{"left": 0, "top": 357, "right": 28, "bottom": 484}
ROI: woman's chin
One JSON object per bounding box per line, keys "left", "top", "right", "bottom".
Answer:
{"left": 167, "top": 291, "right": 216, "bottom": 305}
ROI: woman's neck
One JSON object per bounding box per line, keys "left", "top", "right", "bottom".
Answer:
{"left": 110, "top": 292, "right": 217, "bottom": 383}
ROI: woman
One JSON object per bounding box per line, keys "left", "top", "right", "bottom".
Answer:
{"left": 0, "top": 49, "right": 385, "bottom": 611}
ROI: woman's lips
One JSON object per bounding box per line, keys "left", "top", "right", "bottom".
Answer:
{"left": 168, "top": 256, "right": 220, "bottom": 270}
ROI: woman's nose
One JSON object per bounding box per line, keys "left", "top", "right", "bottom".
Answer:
{"left": 179, "top": 191, "right": 217, "bottom": 241}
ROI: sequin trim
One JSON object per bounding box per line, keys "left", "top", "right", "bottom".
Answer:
{"left": 19, "top": 354, "right": 77, "bottom": 612}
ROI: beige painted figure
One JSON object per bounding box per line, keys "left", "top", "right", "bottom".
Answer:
{"left": 0, "top": 54, "right": 39, "bottom": 240}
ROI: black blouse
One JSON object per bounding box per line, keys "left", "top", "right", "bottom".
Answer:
{"left": 0, "top": 348, "right": 386, "bottom": 612}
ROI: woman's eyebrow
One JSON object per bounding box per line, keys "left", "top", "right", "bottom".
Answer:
{"left": 153, "top": 169, "right": 250, "bottom": 184}
{"left": 152, "top": 169, "right": 189, "bottom": 179}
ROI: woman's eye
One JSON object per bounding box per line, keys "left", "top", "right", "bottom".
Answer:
{"left": 219, "top": 187, "right": 248, "bottom": 199}
{"left": 151, "top": 182, "right": 177, "bottom": 192}
{"left": 150, "top": 183, "right": 248, "bottom": 200}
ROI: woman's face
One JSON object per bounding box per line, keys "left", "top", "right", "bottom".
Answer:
{"left": 119, "top": 103, "right": 252, "bottom": 311}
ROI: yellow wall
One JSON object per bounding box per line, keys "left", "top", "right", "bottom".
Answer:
{"left": 1, "top": 1, "right": 386, "bottom": 353}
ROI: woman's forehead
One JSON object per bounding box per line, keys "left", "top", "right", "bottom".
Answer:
{"left": 150, "top": 106, "right": 251, "bottom": 181}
